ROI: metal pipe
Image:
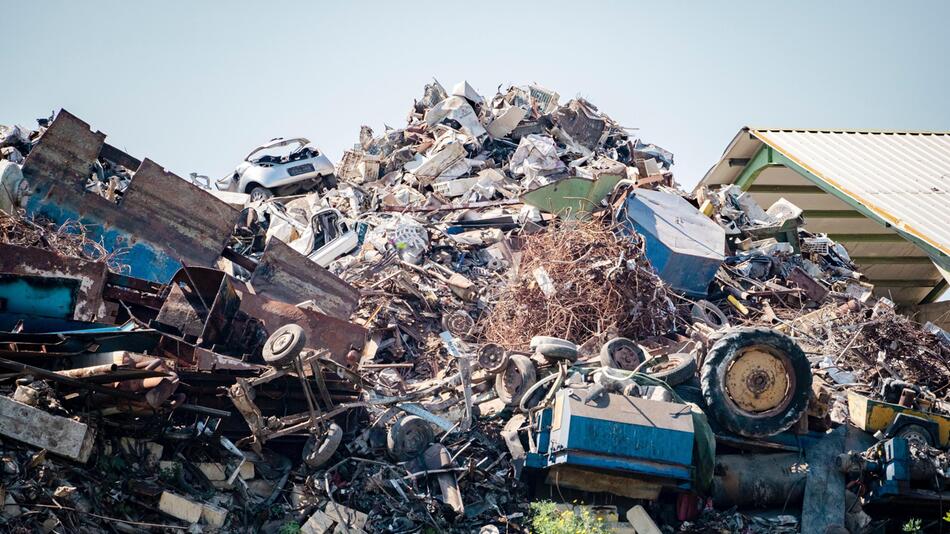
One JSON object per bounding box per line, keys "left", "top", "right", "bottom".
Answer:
{"left": 56, "top": 363, "right": 118, "bottom": 379}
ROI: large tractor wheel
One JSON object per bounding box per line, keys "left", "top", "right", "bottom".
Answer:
{"left": 700, "top": 327, "right": 811, "bottom": 438}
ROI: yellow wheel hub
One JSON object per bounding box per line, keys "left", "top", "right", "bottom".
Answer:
{"left": 725, "top": 347, "right": 790, "bottom": 413}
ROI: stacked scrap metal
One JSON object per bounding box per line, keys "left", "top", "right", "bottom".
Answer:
{"left": 0, "top": 81, "right": 949, "bottom": 534}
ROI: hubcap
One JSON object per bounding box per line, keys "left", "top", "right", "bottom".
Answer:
{"left": 271, "top": 331, "right": 295, "bottom": 353}
{"left": 725, "top": 346, "right": 793, "bottom": 414}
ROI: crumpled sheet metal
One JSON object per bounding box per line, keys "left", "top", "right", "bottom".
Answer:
{"left": 20, "top": 110, "right": 240, "bottom": 283}
{"left": 0, "top": 243, "right": 109, "bottom": 322}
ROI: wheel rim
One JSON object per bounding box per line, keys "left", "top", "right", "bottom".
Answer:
{"left": 897, "top": 425, "right": 932, "bottom": 446}
{"left": 502, "top": 361, "right": 525, "bottom": 395}
{"left": 271, "top": 331, "right": 295, "bottom": 353}
{"left": 444, "top": 311, "right": 474, "bottom": 336}
{"left": 724, "top": 345, "right": 795, "bottom": 416}
{"left": 478, "top": 344, "right": 507, "bottom": 372}
{"left": 394, "top": 419, "right": 431, "bottom": 457}
{"left": 614, "top": 347, "right": 640, "bottom": 369}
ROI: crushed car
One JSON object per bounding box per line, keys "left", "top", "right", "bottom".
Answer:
{"left": 214, "top": 137, "right": 336, "bottom": 201}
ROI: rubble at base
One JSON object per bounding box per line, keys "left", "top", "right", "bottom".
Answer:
{"left": 0, "top": 80, "right": 949, "bottom": 533}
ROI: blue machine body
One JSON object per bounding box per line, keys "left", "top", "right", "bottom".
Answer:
{"left": 618, "top": 189, "right": 725, "bottom": 297}
{"left": 527, "top": 389, "right": 695, "bottom": 490}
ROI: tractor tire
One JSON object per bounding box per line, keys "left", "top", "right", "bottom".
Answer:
{"left": 599, "top": 337, "right": 646, "bottom": 370}
{"left": 644, "top": 353, "right": 697, "bottom": 386}
{"left": 494, "top": 354, "right": 537, "bottom": 406}
{"left": 700, "top": 327, "right": 811, "bottom": 438}
{"left": 262, "top": 324, "right": 307, "bottom": 367}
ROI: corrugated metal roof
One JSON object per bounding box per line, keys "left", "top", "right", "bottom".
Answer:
{"left": 748, "top": 128, "right": 950, "bottom": 256}
{"left": 696, "top": 127, "right": 950, "bottom": 305}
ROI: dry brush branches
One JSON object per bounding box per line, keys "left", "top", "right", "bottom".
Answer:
{"left": 481, "top": 219, "right": 681, "bottom": 347}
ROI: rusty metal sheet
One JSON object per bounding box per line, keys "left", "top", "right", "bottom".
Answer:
{"left": 99, "top": 142, "right": 141, "bottom": 171}
{"left": 249, "top": 238, "right": 359, "bottom": 320}
{"left": 20, "top": 110, "right": 105, "bottom": 187}
{"left": 237, "top": 286, "right": 365, "bottom": 365}
{"left": 0, "top": 244, "right": 109, "bottom": 322}
{"left": 121, "top": 158, "right": 239, "bottom": 268}
{"left": 788, "top": 266, "right": 829, "bottom": 302}
{"left": 153, "top": 266, "right": 365, "bottom": 364}
{"left": 20, "top": 110, "right": 240, "bottom": 283}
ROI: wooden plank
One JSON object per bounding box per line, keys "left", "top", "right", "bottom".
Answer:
{"left": 545, "top": 466, "right": 661, "bottom": 500}
{"left": 0, "top": 395, "right": 95, "bottom": 462}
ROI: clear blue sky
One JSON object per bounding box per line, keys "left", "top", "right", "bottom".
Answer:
{"left": 6, "top": 1, "right": 949, "bottom": 189}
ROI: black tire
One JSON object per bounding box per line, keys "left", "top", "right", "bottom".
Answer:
{"left": 387, "top": 416, "right": 434, "bottom": 461}
{"left": 529, "top": 336, "right": 575, "bottom": 350}
{"left": 535, "top": 343, "right": 578, "bottom": 362}
{"left": 248, "top": 185, "right": 274, "bottom": 202}
{"left": 700, "top": 327, "right": 811, "bottom": 438}
{"left": 644, "top": 353, "right": 697, "bottom": 386}
{"left": 599, "top": 337, "right": 646, "bottom": 370}
{"left": 494, "top": 354, "right": 537, "bottom": 406}
{"left": 303, "top": 423, "right": 343, "bottom": 468}
{"left": 262, "top": 324, "right": 307, "bottom": 367}
{"left": 895, "top": 424, "right": 935, "bottom": 447}
{"left": 692, "top": 300, "right": 729, "bottom": 329}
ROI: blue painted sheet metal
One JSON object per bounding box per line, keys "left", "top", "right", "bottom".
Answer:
{"left": 0, "top": 275, "right": 78, "bottom": 319}
{"left": 549, "top": 391, "right": 694, "bottom": 467}
{"left": 19, "top": 110, "right": 239, "bottom": 283}
{"left": 548, "top": 452, "right": 692, "bottom": 483}
{"left": 619, "top": 189, "right": 725, "bottom": 297}
{"left": 0, "top": 244, "right": 110, "bottom": 322}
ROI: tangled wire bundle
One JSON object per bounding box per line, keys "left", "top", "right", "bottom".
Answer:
{"left": 481, "top": 219, "right": 680, "bottom": 347}
{"left": 1, "top": 209, "right": 126, "bottom": 271}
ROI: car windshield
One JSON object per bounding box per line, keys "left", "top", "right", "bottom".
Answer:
{"left": 246, "top": 139, "right": 315, "bottom": 164}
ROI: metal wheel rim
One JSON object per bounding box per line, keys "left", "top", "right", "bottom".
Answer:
{"left": 723, "top": 344, "right": 795, "bottom": 417}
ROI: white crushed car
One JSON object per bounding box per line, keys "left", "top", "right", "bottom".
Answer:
{"left": 216, "top": 137, "right": 336, "bottom": 201}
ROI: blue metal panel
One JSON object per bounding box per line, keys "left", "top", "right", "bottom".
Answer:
{"left": 553, "top": 413, "right": 693, "bottom": 467}
{"left": 23, "top": 195, "right": 183, "bottom": 282}
{"left": 618, "top": 189, "right": 725, "bottom": 297}
{"left": 549, "top": 392, "right": 694, "bottom": 467}
{"left": 548, "top": 451, "right": 693, "bottom": 483}
{"left": 536, "top": 407, "right": 552, "bottom": 455}
{"left": 0, "top": 275, "right": 79, "bottom": 320}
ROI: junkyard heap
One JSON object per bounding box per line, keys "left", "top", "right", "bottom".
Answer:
{"left": 0, "top": 80, "right": 948, "bottom": 534}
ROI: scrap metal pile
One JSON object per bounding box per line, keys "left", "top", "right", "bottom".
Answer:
{"left": 1, "top": 81, "right": 949, "bottom": 533}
